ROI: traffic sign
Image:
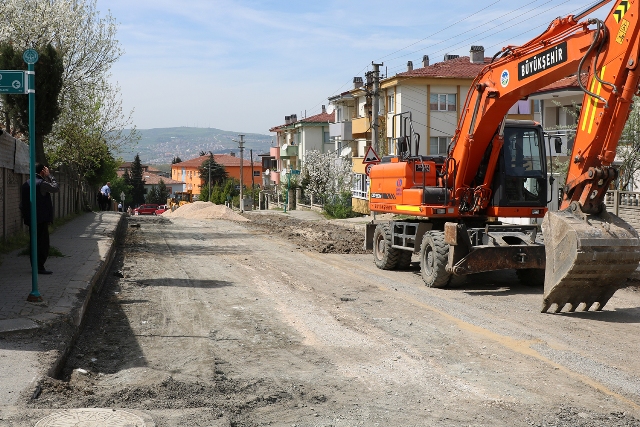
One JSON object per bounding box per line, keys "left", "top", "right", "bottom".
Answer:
{"left": 365, "top": 163, "right": 374, "bottom": 177}
{"left": 0, "top": 71, "right": 25, "bottom": 94}
{"left": 363, "top": 146, "right": 381, "bottom": 164}
{"left": 23, "top": 49, "right": 39, "bottom": 65}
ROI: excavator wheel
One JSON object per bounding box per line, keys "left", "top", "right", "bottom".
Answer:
{"left": 419, "top": 231, "right": 451, "bottom": 288}
{"left": 516, "top": 268, "right": 545, "bottom": 287}
{"left": 373, "top": 224, "right": 400, "bottom": 270}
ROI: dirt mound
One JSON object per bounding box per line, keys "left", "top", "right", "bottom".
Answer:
{"left": 163, "top": 201, "right": 248, "bottom": 221}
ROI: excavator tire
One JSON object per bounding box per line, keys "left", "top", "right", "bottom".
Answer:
{"left": 516, "top": 268, "right": 545, "bottom": 287}
{"left": 541, "top": 208, "right": 640, "bottom": 313}
{"left": 420, "top": 231, "right": 451, "bottom": 288}
{"left": 373, "top": 224, "right": 400, "bottom": 270}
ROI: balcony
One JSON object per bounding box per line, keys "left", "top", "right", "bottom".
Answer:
{"left": 280, "top": 144, "right": 299, "bottom": 158}
{"left": 329, "top": 121, "right": 353, "bottom": 140}
{"left": 351, "top": 117, "right": 370, "bottom": 138}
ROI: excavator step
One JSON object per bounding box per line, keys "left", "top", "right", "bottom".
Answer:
{"left": 541, "top": 209, "right": 640, "bottom": 313}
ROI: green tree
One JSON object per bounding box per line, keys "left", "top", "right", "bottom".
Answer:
{"left": 198, "top": 153, "right": 228, "bottom": 189}
{"left": 0, "top": 42, "right": 63, "bottom": 164}
{"left": 127, "top": 154, "right": 146, "bottom": 206}
{"left": 157, "top": 179, "right": 170, "bottom": 204}
{"left": 172, "top": 156, "right": 182, "bottom": 164}
{"left": 109, "top": 176, "right": 132, "bottom": 207}
{"left": 617, "top": 96, "right": 640, "bottom": 190}
{"left": 145, "top": 186, "right": 159, "bottom": 204}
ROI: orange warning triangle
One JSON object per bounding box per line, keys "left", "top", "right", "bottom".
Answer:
{"left": 362, "top": 146, "right": 381, "bottom": 164}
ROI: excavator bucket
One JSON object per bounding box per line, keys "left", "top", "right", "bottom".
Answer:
{"left": 541, "top": 209, "right": 640, "bottom": 313}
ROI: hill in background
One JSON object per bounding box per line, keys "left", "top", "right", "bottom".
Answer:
{"left": 117, "top": 127, "right": 274, "bottom": 164}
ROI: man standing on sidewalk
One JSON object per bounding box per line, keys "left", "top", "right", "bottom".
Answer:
{"left": 20, "top": 163, "right": 59, "bottom": 274}
{"left": 100, "top": 181, "right": 111, "bottom": 211}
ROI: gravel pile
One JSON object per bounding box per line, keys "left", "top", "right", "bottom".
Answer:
{"left": 162, "top": 201, "right": 248, "bottom": 221}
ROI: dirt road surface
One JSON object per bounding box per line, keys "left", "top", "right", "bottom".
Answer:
{"left": 4, "top": 212, "right": 640, "bottom": 426}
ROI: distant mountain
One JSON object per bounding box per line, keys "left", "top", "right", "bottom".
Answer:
{"left": 117, "top": 127, "right": 274, "bottom": 164}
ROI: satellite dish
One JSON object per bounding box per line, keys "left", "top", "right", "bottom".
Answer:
{"left": 340, "top": 146, "right": 352, "bottom": 157}
{"left": 282, "top": 143, "right": 289, "bottom": 150}
{"left": 265, "top": 168, "right": 270, "bottom": 176}
{"left": 326, "top": 104, "right": 335, "bottom": 114}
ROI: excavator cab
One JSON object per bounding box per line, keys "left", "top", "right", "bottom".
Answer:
{"left": 491, "top": 122, "right": 547, "bottom": 209}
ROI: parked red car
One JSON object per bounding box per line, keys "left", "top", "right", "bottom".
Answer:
{"left": 133, "top": 204, "right": 159, "bottom": 215}
{"left": 154, "top": 205, "right": 169, "bottom": 215}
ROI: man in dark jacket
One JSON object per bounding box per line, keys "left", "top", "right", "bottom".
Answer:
{"left": 20, "top": 163, "right": 59, "bottom": 274}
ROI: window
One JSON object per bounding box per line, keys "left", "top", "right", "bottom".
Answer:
{"left": 388, "top": 137, "right": 394, "bottom": 155}
{"left": 430, "top": 136, "right": 450, "bottom": 155}
{"left": 352, "top": 173, "right": 369, "bottom": 199}
{"left": 533, "top": 99, "right": 541, "bottom": 114}
{"left": 253, "top": 170, "right": 261, "bottom": 177}
{"left": 337, "top": 107, "right": 343, "bottom": 122}
{"left": 387, "top": 94, "right": 394, "bottom": 113}
{"left": 323, "top": 131, "right": 330, "bottom": 143}
{"left": 430, "top": 93, "right": 456, "bottom": 111}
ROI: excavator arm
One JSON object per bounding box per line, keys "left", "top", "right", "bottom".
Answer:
{"left": 450, "top": 0, "right": 640, "bottom": 312}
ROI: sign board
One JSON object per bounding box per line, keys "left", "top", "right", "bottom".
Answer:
{"left": 365, "top": 163, "right": 374, "bottom": 177}
{"left": 291, "top": 169, "right": 301, "bottom": 175}
{"left": 362, "top": 146, "right": 381, "bottom": 164}
{"left": 0, "top": 71, "right": 25, "bottom": 94}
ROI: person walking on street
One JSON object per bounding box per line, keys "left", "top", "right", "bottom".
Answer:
{"left": 100, "top": 182, "right": 111, "bottom": 211}
{"left": 20, "top": 163, "right": 59, "bottom": 274}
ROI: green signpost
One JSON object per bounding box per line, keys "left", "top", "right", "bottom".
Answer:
{"left": 21, "top": 49, "right": 41, "bottom": 302}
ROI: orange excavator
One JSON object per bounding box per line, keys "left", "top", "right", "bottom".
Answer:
{"left": 367, "top": 0, "right": 640, "bottom": 313}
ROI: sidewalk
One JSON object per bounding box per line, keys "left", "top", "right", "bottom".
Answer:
{"left": 0, "top": 211, "right": 124, "bottom": 406}
{"left": 0, "top": 211, "right": 124, "bottom": 335}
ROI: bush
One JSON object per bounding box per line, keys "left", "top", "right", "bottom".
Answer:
{"left": 323, "top": 192, "right": 359, "bottom": 219}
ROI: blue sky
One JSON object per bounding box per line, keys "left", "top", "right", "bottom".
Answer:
{"left": 99, "top": 0, "right": 608, "bottom": 135}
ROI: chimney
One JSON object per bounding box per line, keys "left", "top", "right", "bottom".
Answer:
{"left": 470, "top": 46, "right": 485, "bottom": 64}
{"left": 285, "top": 115, "right": 291, "bottom": 125}
{"left": 444, "top": 54, "right": 459, "bottom": 61}
{"left": 230, "top": 152, "right": 236, "bottom": 157}
{"left": 422, "top": 55, "right": 429, "bottom": 68}
{"left": 407, "top": 61, "right": 413, "bottom": 71}
{"left": 353, "top": 76, "right": 363, "bottom": 89}
{"left": 322, "top": 105, "right": 326, "bottom": 114}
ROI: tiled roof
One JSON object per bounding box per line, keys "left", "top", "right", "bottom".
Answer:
{"left": 116, "top": 170, "right": 183, "bottom": 185}
{"left": 396, "top": 56, "right": 491, "bottom": 79}
{"left": 173, "top": 154, "right": 261, "bottom": 168}
{"left": 533, "top": 74, "right": 587, "bottom": 94}
{"left": 270, "top": 111, "right": 335, "bottom": 132}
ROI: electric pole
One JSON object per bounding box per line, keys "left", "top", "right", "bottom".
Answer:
{"left": 237, "top": 135, "right": 245, "bottom": 212}
{"left": 371, "top": 62, "right": 383, "bottom": 153}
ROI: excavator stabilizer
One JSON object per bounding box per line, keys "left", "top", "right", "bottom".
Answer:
{"left": 541, "top": 209, "right": 640, "bottom": 313}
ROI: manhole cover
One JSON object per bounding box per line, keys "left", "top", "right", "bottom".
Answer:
{"left": 35, "top": 408, "right": 153, "bottom": 426}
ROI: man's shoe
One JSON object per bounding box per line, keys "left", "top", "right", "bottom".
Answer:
{"left": 38, "top": 269, "right": 53, "bottom": 275}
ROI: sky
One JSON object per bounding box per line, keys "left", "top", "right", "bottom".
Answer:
{"left": 98, "top": 0, "right": 609, "bottom": 135}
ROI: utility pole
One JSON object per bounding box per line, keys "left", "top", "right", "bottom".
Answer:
{"left": 250, "top": 149, "right": 255, "bottom": 207}
{"left": 371, "top": 62, "right": 383, "bottom": 153}
{"left": 237, "top": 135, "right": 245, "bottom": 212}
{"left": 208, "top": 152, "right": 212, "bottom": 202}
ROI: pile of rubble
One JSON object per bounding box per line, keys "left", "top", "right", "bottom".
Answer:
{"left": 162, "top": 201, "right": 249, "bottom": 221}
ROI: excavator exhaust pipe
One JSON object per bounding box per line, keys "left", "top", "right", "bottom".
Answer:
{"left": 541, "top": 206, "right": 640, "bottom": 313}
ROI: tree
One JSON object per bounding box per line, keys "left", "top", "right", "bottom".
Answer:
{"left": 0, "top": 0, "right": 137, "bottom": 167}
{"left": 157, "top": 179, "right": 170, "bottom": 204}
{"left": 0, "top": 42, "right": 63, "bottom": 164}
{"left": 127, "top": 154, "right": 146, "bottom": 206}
{"left": 617, "top": 96, "right": 640, "bottom": 190}
{"left": 172, "top": 156, "right": 182, "bottom": 164}
{"left": 303, "top": 150, "right": 353, "bottom": 203}
{"left": 198, "top": 153, "right": 228, "bottom": 190}
{"left": 145, "top": 186, "right": 159, "bottom": 204}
